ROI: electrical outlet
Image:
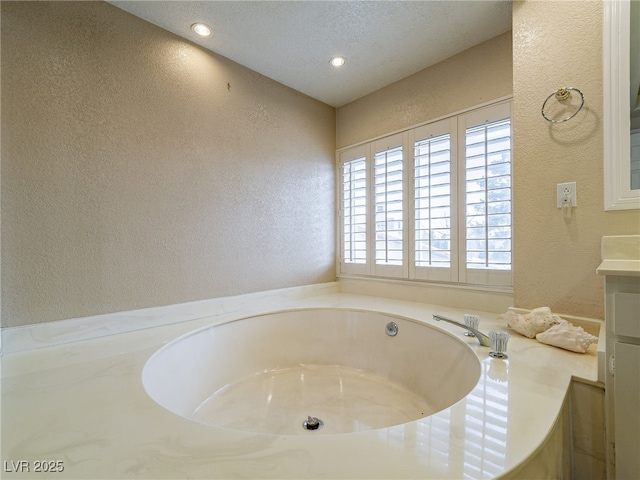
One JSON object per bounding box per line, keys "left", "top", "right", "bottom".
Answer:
{"left": 557, "top": 182, "right": 577, "bottom": 208}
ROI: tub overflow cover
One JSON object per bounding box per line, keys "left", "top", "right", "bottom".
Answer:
{"left": 385, "top": 322, "right": 398, "bottom": 336}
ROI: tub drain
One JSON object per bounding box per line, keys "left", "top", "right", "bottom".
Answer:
{"left": 302, "top": 416, "right": 324, "bottom": 431}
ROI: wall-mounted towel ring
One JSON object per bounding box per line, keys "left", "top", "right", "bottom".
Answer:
{"left": 541, "top": 87, "right": 585, "bottom": 123}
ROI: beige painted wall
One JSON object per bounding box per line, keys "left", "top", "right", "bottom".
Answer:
{"left": 512, "top": 0, "right": 639, "bottom": 319}
{"left": 1, "top": 1, "right": 336, "bottom": 327}
{"left": 336, "top": 2, "right": 640, "bottom": 320}
{"left": 5, "top": 1, "right": 637, "bottom": 329}
{"left": 336, "top": 32, "right": 513, "bottom": 149}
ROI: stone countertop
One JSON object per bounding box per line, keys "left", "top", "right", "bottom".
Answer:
{"left": 597, "top": 235, "right": 640, "bottom": 276}
{"left": 596, "top": 259, "right": 640, "bottom": 276}
{"left": 1, "top": 292, "right": 599, "bottom": 479}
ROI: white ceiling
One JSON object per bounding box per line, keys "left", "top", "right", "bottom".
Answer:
{"left": 108, "top": 1, "right": 512, "bottom": 107}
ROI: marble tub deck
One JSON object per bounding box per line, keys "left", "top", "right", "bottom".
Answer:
{"left": 1, "top": 292, "right": 599, "bottom": 479}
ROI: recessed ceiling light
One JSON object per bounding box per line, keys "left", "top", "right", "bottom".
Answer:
{"left": 330, "top": 56, "right": 346, "bottom": 67}
{"left": 191, "top": 23, "right": 212, "bottom": 37}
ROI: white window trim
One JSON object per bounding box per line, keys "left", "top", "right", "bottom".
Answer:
{"left": 409, "top": 117, "right": 459, "bottom": 283}
{"left": 458, "top": 102, "right": 513, "bottom": 287}
{"left": 371, "top": 132, "right": 408, "bottom": 279}
{"left": 337, "top": 97, "right": 513, "bottom": 288}
{"left": 603, "top": 0, "right": 640, "bottom": 210}
{"left": 338, "top": 144, "right": 370, "bottom": 276}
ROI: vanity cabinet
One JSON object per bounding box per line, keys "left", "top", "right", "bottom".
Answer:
{"left": 610, "top": 293, "right": 640, "bottom": 480}
{"left": 598, "top": 236, "right": 640, "bottom": 480}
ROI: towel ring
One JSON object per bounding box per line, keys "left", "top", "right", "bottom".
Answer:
{"left": 541, "top": 87, "right": 585, "bottom": 123}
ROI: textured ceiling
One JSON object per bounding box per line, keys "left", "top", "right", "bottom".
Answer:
{"left": 108, "top": 1, "right": 512, "bottom": 107}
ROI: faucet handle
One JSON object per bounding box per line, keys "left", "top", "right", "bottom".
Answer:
{"left": 488, "top": 330, "right": 510, "bottom": 359}
{"left": 463, "top": 314, "right": 480, "bottom": 337}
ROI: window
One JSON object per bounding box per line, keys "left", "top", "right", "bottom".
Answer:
{"left": 412, "top": 118, "right": 457, "bottom": 283}
{"left": 414, "top": 133, "right": 451, "bottom": 269}
{"left": 338, "top": 101, "right": 512, "bottom": 287}
{"left": 373, "top": 134, "right": 405, "bottom": 278}
{"left": 342, "top": 156, "right": 367, "bottom": 265}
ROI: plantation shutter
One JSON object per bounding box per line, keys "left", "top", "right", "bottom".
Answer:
{"left": 459, "top": 103, "right": 512, "bottom": 286}
{"left": 373, "top": 133, "right": 407, "bottom": 278}
{"left": 339, "top": 145, "right": 369, "bottom": 275}
{"left": 411, "top": 118, "right": 458, "bottom": 282}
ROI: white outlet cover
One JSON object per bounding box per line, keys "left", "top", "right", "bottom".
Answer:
{"left": 557, "top": 182, "right": 577, "bottom": 208}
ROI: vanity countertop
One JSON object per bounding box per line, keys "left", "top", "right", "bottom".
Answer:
{"left": 597, "top": 235, "right": 640, "bottom": 276}
{"left": 596, "top": 259, "right": 640, "bottom": 276}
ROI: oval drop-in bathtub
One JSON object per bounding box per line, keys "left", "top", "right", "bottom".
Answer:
{"left": 142, "top": 308, "right": 481, "bottom": 435}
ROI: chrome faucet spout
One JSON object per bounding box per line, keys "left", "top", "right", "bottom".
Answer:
{"left": 432, "top": 314, "right": 491, "bottom": 347}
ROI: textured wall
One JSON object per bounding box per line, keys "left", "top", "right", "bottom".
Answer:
{"left": 512, "top": 0, "right": 639, "bottom": 319}
{"left": 336, "top": 32, "right": 513, "bottom": 149}
{"left": 336, "top": 1, "right": 640, "bottom": 320}
{"left": 1, "top": 1, "right": 336, "bottom": 327}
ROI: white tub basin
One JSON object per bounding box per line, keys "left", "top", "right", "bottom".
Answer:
{"left": 142, "top": 308, "right": 481, "bottom": 435}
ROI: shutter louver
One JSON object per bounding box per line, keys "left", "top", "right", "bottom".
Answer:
{"left": 374, "top": 146, "right": 403, "bottom": 266}
{"left": 414, "top": 133, "right": 452, "bottom": 268}
{"left": 465, "top": 118, "right": 512, "bottom": 271}
{"left": 342, "top": 158, "right": 367, "bottom": 264}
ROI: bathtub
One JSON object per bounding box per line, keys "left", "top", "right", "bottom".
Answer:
{"left": 142, "top": 308, "right": 481, "bottom": 435}
{"left": 1, "top": 290, "right": 600, "bottom": 479}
